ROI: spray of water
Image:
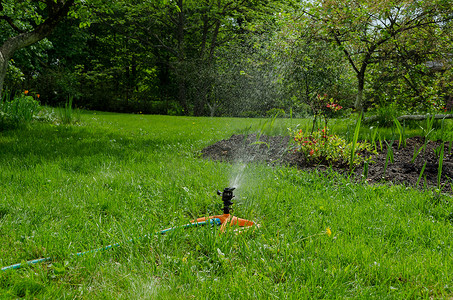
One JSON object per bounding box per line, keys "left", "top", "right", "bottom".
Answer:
{"left": 227, "top": 132, "right": 264, "bottom": 191}
{"left": 229, "top": 162, "right": 247, "bottom": 189}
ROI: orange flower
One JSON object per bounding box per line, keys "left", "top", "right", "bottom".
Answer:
{"left": 36, "top": 94, "right": 40, "bottom": 98}
{"left": 24, "top": 90, "right": 29, "bottom": 95}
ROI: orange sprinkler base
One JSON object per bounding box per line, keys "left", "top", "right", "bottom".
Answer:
{"left": 192, "top": 214, "right": 255, "bottom": 232}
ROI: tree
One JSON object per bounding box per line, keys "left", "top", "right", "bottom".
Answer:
{"left": 117, "top": 0, "right": 285, "bottom": 115}
{"left": 366, "top": 17, "right": 453, "bottom": 113}
{"left": 272, "top": 11, "right": 355, "bottom": 116}
{"left": 0, "top": 0, "right": 76, "bottom": 98}
{"left": 302, "top": 0, "right": 453, "bottom": 112}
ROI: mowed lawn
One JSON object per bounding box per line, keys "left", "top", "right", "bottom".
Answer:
{"left": 1, "top": 112, "right": 452, "bottom": 299}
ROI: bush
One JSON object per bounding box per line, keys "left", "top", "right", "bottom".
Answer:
{"left": 0, "top": 94, "right": 41, "bottom": 130}
{"left": 266, "top": 108, "right": 286, "bottom": 118}
{"left": 291, "top": 127, "right": 375, "bottom": 166}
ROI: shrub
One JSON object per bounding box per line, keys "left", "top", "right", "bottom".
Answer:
{"left": 306, "top": 93, "right": 344, "bottom": 133}
{"left": 0, "top": 94, "right": 41, "bottom": 130}
{"left": 291, "top": 127, "right": 375, "bottom": 166}
{"left": 266, "top": 108, "right": 285, "bottom": 118}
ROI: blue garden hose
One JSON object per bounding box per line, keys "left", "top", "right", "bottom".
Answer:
{"left": 1, "top": 218, "right": 221, "bottom": 272}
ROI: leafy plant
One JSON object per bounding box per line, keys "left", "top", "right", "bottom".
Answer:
{"left": 349, "top": 113, "right": 362, "bottom": 170}
{"left": 0, "top": 92, "right": 41, "bottom": 130}
{"left": 393, "top": 117, "right": 406, "bottom": 149}
{"left": 382, "top": 139, "right": 394, "bottom": 179}
{"left": 369, "top": 126, "right": 379, "bottom": 152}
{"left": 291, "top": 126, "right": 375, "bottom": 167}
{"left": 416, "top": 162, "right": 427, "bottom": 187}
{"left": 420, "top": 114, "right": 435, "bottom": 145}
{"left": 307, "top": 94, "right": 343, "bottom": 134}
{"left": 437, "top": 143, "right": 445, "bottom": 191}
{"left": 411, "top": 145, "right": 424, "bottom": 163}
{"left": 56, "top": 97, "right": 81, "bottom": 125}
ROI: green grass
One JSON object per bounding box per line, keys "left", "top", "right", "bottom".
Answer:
{"left": 1, "top": 112, "right": 453, "bottom": 299}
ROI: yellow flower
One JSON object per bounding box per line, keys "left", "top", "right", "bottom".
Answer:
{"left": 326, "top": 227, "right": 332, "bottom": 237}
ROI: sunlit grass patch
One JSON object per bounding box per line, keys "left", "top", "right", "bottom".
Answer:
{"left": 1, "top": 112, "right": 452, "bottom": 298}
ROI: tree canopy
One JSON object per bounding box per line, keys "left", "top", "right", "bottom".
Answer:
{"left": 1, "top": 0, "right": 452, "bottom": 117}
{"left": 301, "top": 0, "right": 453, "bottom": 112}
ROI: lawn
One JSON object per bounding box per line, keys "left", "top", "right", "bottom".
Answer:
{"left": 1, "top": 112, "right": 452, "bottom": 299}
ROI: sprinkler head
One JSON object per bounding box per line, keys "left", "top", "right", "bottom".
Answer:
{"left": 217, "top": 187, "right": 235, "bottom": 214}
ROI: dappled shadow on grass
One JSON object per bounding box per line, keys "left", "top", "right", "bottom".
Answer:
{"left": 0, "top": 124, "right": 189, "bottom": 174}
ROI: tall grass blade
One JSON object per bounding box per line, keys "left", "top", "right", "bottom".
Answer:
{"left": 437, "top": 143, "right": 444, "bottom": 190}
{"left": 370, "top": 127, "right": 378, "bottom": 152}
{"left": 57, "top": 96, "right": 80, "bottom": 124}
{"left": 416, "top": 162, "right": 427, "bottom": 187}
{"left": 378, "top": 132, "right": 383, "bottom": 152}
{"left": 440, "top": 117, "right": 446, "bottom": 141}
{"left": 411, "top": 145, "right": 424, "bottom": 163}
{"left": 383, "top": 139, "right": 394, "bottom": 179}
{"left": 349, "top": 113, "right": 362, "bottom": 171}
{"left": 362, "top": 161, "right": 369, "bottom": 181}
{"left": 425, "top": 115, "right": 435, "bottom": 141}
{"left": 289, "top": 107, "right": 293, "bottom": 129}
{"left": 393, "top": 117, "right": 406, "bottom": 149}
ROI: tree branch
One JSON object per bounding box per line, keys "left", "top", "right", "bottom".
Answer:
{"left": 0, "top": 15, "right": 25, "bottom": 33}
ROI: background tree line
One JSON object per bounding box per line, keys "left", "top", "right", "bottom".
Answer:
{"left": 1, "top": 0, "right": 452, "bottom": 117}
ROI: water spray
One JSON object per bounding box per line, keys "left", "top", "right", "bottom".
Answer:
{"left": 2, "top": 188, "right": 256, "bottom": 271}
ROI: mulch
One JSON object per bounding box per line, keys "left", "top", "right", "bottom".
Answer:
{"left": 201, "top": 134, "right": 453, "bottom": 192}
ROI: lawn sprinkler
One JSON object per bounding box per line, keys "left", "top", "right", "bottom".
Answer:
{"left": 2, "top": 187, "right": 257, "bottom": 272}
{"left": 190, "top": 187, "right": 256, "bottom": 232}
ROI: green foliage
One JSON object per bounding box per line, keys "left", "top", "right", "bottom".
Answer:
{"left": 56, "top": 97, "right": 81, "bottom": 125}
{"left": 368, "top": 102, "right": 401, "bottom": 127}
{"left": 2, "top": 0, "right": 453, "bottom": 117}
{"left": 393, "top": 117, "right": 407, "bottom": 149}
{"left": 302, "top": 0, "right": 453, "bottom": 112}
{"left": 291, "top": 127, "right": 375, "bottom": 166}
{"left": 349, "top": 113, "right": 362, "bottom": 170}
{"left": 273, "top": 12, "right": 356, "bottom": 115}
{"left": 437, "top": 143, "right": 445, "bottom": 191}
{"left": 265, "top": 108, "right": 285, "bottom": 118}
{"left": 367, "top": 61, "right": 452, "bottom": 113}
{"left": 0, "top": 93, "right": 41, "bottom": 130}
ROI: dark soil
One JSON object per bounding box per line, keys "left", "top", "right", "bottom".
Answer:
{"left": 201, "top": 134, "right": 453, "bottom": 192}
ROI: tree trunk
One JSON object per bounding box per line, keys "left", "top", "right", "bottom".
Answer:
{"left": 0, "top": 52, "right": 10, "bottom": 98}
{"left": 355, "top": 75, "right": 365, "bottom": 113}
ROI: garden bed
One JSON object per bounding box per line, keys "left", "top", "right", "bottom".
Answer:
{"left": 201, "top": 134, "right": 453, "bottom": 192}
